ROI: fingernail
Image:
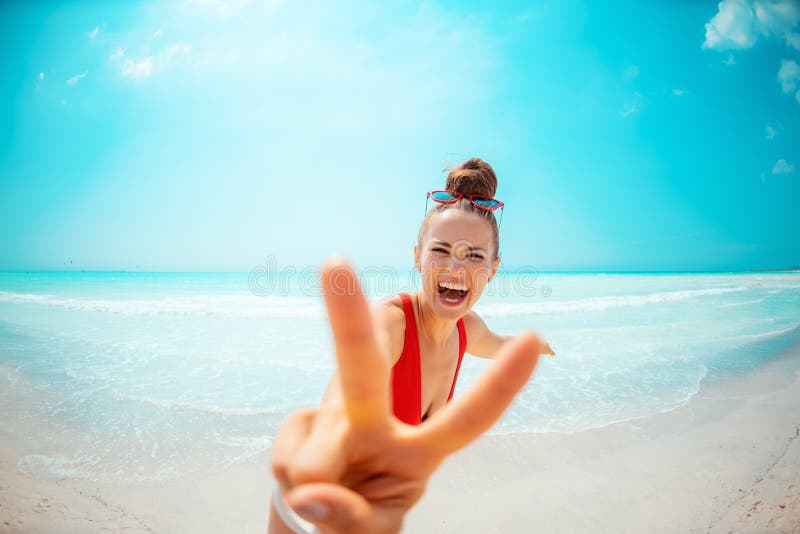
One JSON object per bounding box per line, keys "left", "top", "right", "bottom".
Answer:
{"left": 294, "top": 501, "right": 330, "bottom": 521}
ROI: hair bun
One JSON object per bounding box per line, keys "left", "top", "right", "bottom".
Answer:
{"left": 444, "top": 158, "right": 498, "bottom": 198}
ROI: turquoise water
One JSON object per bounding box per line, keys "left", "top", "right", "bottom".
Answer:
{"left": 1, "top": 270, "right": 799, "bottom": 482}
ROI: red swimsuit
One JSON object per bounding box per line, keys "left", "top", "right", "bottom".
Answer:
{"left": 390, "top": 293, "right": 467, "bottom": 425}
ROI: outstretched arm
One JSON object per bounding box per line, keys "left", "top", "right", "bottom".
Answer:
{"left": 463, "top": 310, "right": 555, "bottom": 359}
{"left": 268, "top": 257, "right": 548, "bottom": 534}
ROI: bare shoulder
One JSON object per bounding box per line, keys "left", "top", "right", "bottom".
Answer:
{"left": 461, "top": 309, "right": 508, "bottom": 359}
{"left": 461, "top": 309, "right": 490, "bottom": 338}
{"left": 370, "top": 295, "right": 406, "bottom": 366}
{"left": 371, "top": 294, "right": 405, "bottom": 323}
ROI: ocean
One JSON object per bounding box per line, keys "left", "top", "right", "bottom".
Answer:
{"left": 1, "top": 270, "right": 798, "bottom": 483}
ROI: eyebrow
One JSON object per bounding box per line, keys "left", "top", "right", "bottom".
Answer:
{"left": 431, "top": 240, "right": 488, "bottom": 253}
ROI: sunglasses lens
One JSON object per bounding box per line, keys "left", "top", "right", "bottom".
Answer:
{"left": 431, "top": 191, "right": 459, "bottom": 202}
{"left": 472, "top": 197, "right": 500, "bottom": 210}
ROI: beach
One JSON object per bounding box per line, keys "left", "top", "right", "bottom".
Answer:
{"left": 407, "top": 340, "right": 800, "bottom": 533}
{"left": 4, "top": 0, "right": 800, "bottom": 530}
{"left": 1, "top": 271, "right": 799, "bottom": 532}
{"left": 1, "top": 341, "right": 798, "bottom": 533}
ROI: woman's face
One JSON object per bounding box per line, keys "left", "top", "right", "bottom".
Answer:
{"left": 414, "top": 209, "right": 500, "bottom": 320}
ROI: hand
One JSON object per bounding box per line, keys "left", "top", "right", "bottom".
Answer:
{"left": 270, "top": 257, "right": 543, "bottom": 533}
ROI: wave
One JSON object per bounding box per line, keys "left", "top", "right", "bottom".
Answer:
{"left": 0, "top": 291, "right": 323, "bottom": 319}
{"left": 0, "top": 284, "right": 769, "bottom": 319}
{"left": 718, "top": 297, "right": 766, "bottom": 308}
{"left": 113, "top": 392, "right": 287, "bottom": 417}
{"left": 717, "top": 324, "right": 800, "bottom": 345}
{"left": 476, "top": 286, "right": 749, "bottom": 316}
{"left": 17, "top": 453, "right": 102, "bottom": 480}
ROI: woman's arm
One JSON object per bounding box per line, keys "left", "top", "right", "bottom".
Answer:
{"left": 463, "top": 311, "right": 555, "bottom": 359}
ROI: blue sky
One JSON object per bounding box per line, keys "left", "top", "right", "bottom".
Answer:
{"left": 1, "top": 0, "right": 798, "bottom": 272}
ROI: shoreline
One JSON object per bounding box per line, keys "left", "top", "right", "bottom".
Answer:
{"left": 1, "top": 343, "right": 800, "bottom": 532}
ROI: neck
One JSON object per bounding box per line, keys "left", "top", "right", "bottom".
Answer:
{"left": 413, "top": 290, "right": 459, "bottom": 347}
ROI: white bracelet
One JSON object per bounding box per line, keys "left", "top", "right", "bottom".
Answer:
{"left": 272, "top": 482, "right": 322, "bottom": 534}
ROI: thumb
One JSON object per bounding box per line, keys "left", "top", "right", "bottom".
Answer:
{"left": 286, "top": 483, "right": 385, "bottom": 534}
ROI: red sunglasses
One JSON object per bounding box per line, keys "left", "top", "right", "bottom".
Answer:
{"left": 426, "top": 190, "right": 504, "bottom": 225}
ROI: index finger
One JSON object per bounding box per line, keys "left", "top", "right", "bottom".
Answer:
{"left": 414, "top": 332, "right": 541, "bottom": 456}
{"left": 321, "top": 257, "right": 390, "bottom": 431}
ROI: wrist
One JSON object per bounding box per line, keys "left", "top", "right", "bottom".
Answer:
{"left": 271, "top": 483, "right": 322, "bottom": 534}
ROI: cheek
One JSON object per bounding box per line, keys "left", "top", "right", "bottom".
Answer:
{"left": 419, "top": 256, "right": 443, "bottom": 280}
{"left": 468, "top": 262, "right": 492, "bottom": 287}
{"left": 422, "top": 254, "right": 447, "bottom": 270}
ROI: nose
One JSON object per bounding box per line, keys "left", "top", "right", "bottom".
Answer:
{"left": 446, "top": 252, "right": 468, "bottom": 273}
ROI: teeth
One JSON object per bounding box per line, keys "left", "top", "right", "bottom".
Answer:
{"left": 439, "top": 281, "right": 468, "bottom": 291}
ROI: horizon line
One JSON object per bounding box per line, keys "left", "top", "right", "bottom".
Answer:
{"left": 1, "top": 268, "right": 799, "bottom": 275}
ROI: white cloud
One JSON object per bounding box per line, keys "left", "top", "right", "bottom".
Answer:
{"left": 787, "top": 31, "right": 800, "bottom": 49}
{"left": 152, "top": 29, "right": 163, "bottom": 39}
{"left": 38, "top": 72, "right": 44, "bottom": 81}
{"left": 754, "top": 1, "right": 800, "bottom": 35}
{"left": 724, "top": 53, "right": 737, "bottom": 65}
{"left": 117, "top": 42, "right": 191, "bottom": 80}
{"left": 88, "top": 26, "right": 99, "bottom": 39}
{"left": 704, "top": 0, "right": 759, "bottom": 49}
{"left": 109, "top": 47, "right": 125, "bottom": 60}
{"left": 703, "top": 0, "right": 800, "bottom": 50}
{"left": 164, "top": 43, "right": 192, "bottom": 60}
{"left": 66, "top": 72, "right": 87, "bottom": 85}
{"left": 623, "top": 65, "right": 639, "bottom": 80}
{"left": 672, "top": 88, "right": 688, "bottom": 96}
{"left": 619, "top": 103, "right": 640, "bottom": 117}
{"left": 119, "top": 0, "right": 509, "bottom": 151}
{"left": 765, "top": 125, "right": 777, "bottom": 139}
{"left": 619, "top": 92, "right": 644, "bottom": 117}
{"left": 121, "top": 58, "right": 154, "bottom": 79}
{"left": 772, "top": 158, "right": 795, "bottom": 174}
{"left": 777, "top": 59, "right": 800, "bottom": 93}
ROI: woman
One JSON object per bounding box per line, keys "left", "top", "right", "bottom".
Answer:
{"left": 377, "top": 157, "right": 553, "bottom": 425}
{"left": 269, "top": 158, "right": 553, "bottom": 533}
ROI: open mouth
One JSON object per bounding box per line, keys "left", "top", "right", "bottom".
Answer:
{"left": 437, "top": 281, "right": 469, "bottom": 305}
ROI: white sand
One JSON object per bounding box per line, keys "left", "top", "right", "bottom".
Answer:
{"left": 2, "top": 343, "right": 800, "bottom": 533}
{"left": 0, "top": 438, "right": 271, "bottom": 533}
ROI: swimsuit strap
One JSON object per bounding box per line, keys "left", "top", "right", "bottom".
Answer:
{"left": 391, "top": 293, "right": 422, "bottom": 425}
{"left": 448, "top": 317, "right": 467, "bottom": 401}
{"left": 392, "top": 294, "right": 468, "bottom": 423}
{"left": 399, "top": 293, "right": 421, "bottom": 361}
